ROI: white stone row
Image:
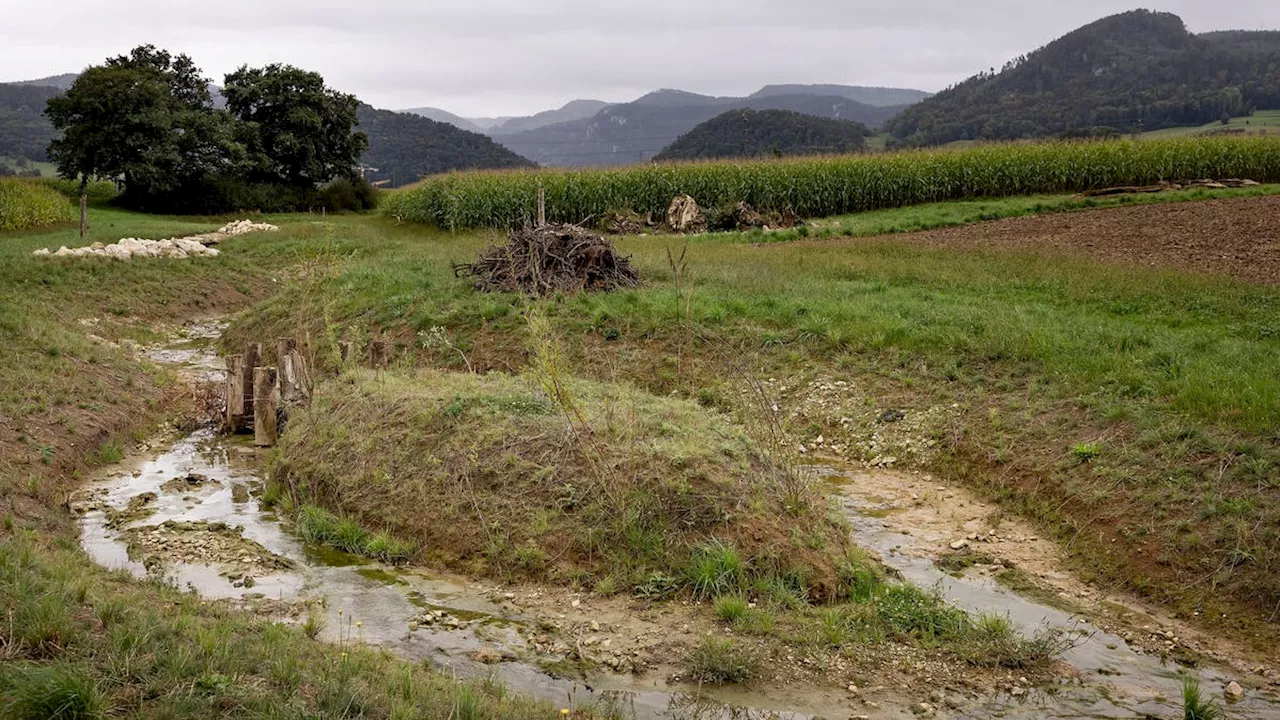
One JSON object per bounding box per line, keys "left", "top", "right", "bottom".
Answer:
{"left": 31, "top": 219, "right": 279, "bottom": 260}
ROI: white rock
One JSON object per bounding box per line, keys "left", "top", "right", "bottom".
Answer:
{"left": 1226, "top": 681, "right": 1245, "bottom": 699}
{"left": 950, "top": 540, "right": 970, "bottom": 550}
{"left": 32, "top": 248, "right": 50, "bottom": 256}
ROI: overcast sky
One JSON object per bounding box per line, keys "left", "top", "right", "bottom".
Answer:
{"left": 4, "top": 1, "right": 1279, "bottom": 117}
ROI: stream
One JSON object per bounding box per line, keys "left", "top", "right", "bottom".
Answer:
{"left": 73, "top": 323, "right": 1280, "bottom": 720}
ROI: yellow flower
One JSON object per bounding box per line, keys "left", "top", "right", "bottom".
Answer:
{"left": 356, "top": 621, "right": 362, "bottom": 628}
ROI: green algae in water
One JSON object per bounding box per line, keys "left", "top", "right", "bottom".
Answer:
{"left": 303, "top": 543, "right": 371, "bottom": 568}
{"left": 355, "top": 567, "right": 408, "bottom": 586}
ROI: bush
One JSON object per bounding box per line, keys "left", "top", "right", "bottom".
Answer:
{"left": 117, "top": 175, "right": 380, "bottom": 215}
{"left": 37, "top": 177, "right": 119, "bottom": 203}
{"left": 384, "top": 135, "right": 1280, "bottom": 230}
{"left": 0, "top": 178, "right": 76, "bottom": 231}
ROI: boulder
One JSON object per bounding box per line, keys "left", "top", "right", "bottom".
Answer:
{"left": 666, "top": 194, "right": 706, "bottom": 234}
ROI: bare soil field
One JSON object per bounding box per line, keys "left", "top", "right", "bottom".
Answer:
{"left": 848, "top": 195, "right": 1280, "bottom": 285}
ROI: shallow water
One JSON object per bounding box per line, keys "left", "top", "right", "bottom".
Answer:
{"left": 827, "top": 465, "right": 1280, "bottom": 719}
{"left": 76, "top": 325, "right": 1280, "bottom": 719}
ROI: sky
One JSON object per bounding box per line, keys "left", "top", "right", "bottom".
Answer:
{"left": 4, "top": 1, "right": 1280, "bottom": 117}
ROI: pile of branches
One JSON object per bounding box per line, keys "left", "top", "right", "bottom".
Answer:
{"left": 453, "top": 223, "right": 639, "bottom": 295}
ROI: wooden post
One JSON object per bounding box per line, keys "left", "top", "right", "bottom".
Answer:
{"left": 369, "top": 340, "right": 388, "bottom": 369}
{"left": 537, "top": 185, "right": 546, "bottom": 227}
{"left": 242, "top": 343, "right": 261, "bottom": 430}
{"left": 225, "top": 354, "right": 246, "bottom": 429}
{"left": 339, "top": 340, "right": 353, "bottom": 364}
{"left": 253, "top": 367, "right": 279, "bottom": 447}
{"left": 277, "top": 338, "right": 299, "bottom": 403}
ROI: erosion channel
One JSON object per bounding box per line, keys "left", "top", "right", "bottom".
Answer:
{"left": 73, "top": 323, "right": 1280, "bottom": 720}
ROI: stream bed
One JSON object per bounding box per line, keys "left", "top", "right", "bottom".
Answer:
{"left": 73, "top": 323, "right": 1280, "bottom": 720}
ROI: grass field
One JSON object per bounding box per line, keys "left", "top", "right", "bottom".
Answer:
{"left": 1142, "top": 109, "right": 1280, "bottom": 139}
{"left": 0, "top": 156, "right": 58, "bottom": 177}
{"left": 3, "top": 190, "right": 1279, "bottom": 716}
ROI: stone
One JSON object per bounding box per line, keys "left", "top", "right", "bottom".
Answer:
{"left": 950, "top": 539, "right": 970, "bottom": 550}
{"left": 1225, "top": 681, "right": 1245, "bottom": 700}
{"left": 666, "top": 194, "right": 706, "bottom": 233}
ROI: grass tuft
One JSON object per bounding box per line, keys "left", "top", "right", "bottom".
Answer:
{"left": 1, "top": 664, "right": 103, "bottom": 720}
{"left": 683, "top": 637, "right": 760, "bottom": 685}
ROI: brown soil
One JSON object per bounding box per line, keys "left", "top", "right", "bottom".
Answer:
{"left": 852, "top": 195, "right": 1280, "bottom": 285}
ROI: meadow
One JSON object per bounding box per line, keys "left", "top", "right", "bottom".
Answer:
{"left": 0, "top": 177, "right": 76, "bottom": 231}
{"left": 384, "top": 135, "right": 1280, "bottom": 230}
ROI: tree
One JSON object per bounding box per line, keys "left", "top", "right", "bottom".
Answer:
{"left": 45, "top": 46, "right": 220, "bottom": 228}
{"left": 223, "top": 64, "right": 367, "bottom": 187}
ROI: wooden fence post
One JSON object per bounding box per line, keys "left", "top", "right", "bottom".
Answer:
{"left": 242, "top": 343, "right": 261, "bottom": 429}
{"left": 339, "top": 341, "right": 353, "bottom": 364}
{"left": 538, "top": 185, "right": 546, "bottom": 227}
{"left": 278, "top": 338, "right": 299, "bottom": 403}
{"left": 253, "top": 367, "right": 279, "bottom": 447}
{"left": 225, "top": 354, "right": 246, "bottom": 430}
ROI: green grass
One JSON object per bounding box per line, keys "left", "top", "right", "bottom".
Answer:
{"left": 0, "top": 177, "right": 76, "bottom": 231}
{"left": 1143, "top": 109, "right": 1280, "bottom": 140}
{"left": 385, "top": 136, "right": 1280, "bottom": 229}
{"left": 1180, "top": 675, "right": 1223, "bottom": 720}
{"left": 682, "top": 637, "right": 760, "bottom": 685}
{"left": 294, "top": 504, "right": 417, "bottom": 564}
{"left": 223, "top": 202, "right": 1280, "bottom": 648}
{"left": 0, "top": 156, "right": 59, "bottom": 177}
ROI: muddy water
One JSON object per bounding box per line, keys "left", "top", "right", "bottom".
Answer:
{"left": 78, "top": 323, "right": 1280, "bottom": 719}
{"left": 828, "top": 465, "right": 1280, "bottom": 719}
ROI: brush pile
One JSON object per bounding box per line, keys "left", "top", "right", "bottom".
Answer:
{"left": 454, "top": 223, "right": 639, "bottom": 295}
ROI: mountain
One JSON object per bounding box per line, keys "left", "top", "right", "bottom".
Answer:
{"left": 0, "top": 83, "right": 62, "bottom": 162}
{"left": 886, "top": 10, "right": 1280, "bottom": 146}
{"left": 654, "top": 109, "right": 868, "bottom": 161}
{"left": 495, "top": 92, "right": 907, "bottom": 167}
{"left": 6, "top": 73, "right": 79, "bottom": 91}
{"left": 488, "top": 99, "right": 612, "bottom": 135}
{"left": 751, "top": 84, "right": 931, "bottom": 107}
{"left": 355, "top": 105, "right": 534, "bottom": 186}
{"left": 399, "top": 107, "right": 486, "bottom": 134}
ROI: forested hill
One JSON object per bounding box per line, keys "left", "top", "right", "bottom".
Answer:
{"left": 654, "top": 109, "right": 868, "bottom": 161}
{"left": 887, "top": 10, "right": 1280, "bottom": 146}
{"left": 355, "top": 105, "right": 534, "bottom": 186}
{"left": 0, "top": 84, "right": 61, "bottom": 162}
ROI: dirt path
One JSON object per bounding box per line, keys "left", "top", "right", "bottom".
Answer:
{"left": 837, "top": 195, "right": 1280, "bottom": 285}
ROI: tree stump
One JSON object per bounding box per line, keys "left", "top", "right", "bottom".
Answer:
{"left": 253, "top": 367, "right": 279, "bottom": 447}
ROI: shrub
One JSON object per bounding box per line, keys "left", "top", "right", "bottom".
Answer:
{"left": 0, "top": 178, "right": 75, "bottom": 231}
{"left": 384, "top": 136, "right": 1280, "bottom": 230}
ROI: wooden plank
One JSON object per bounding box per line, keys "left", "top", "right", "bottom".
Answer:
{"left": 253, "top": 367, "right": 279, "bottom": 447}
{"left": 278, "top": 338, "right": 299, "bottom": 403}
{"left": 243, "top": 342, "right": 262, "bottom": 425}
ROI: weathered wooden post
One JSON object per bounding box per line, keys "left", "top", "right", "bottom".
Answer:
{"left": 242, "top": 343, "right": 262, "bottom": 429}
{"left": 537, "top": 185, "right": 546, "bottom": 228}
{"left": 369, "top": 340, "right": 389, "bottom": 369}
{"left": 339, "top": 341, "right": 353, "bottom": 364}
{"left": 278, "top": 338, "right": 299, "bottom": 403}
{"left": 253, "top": 367, "right": 279, "bottom": 447}
{"left": 225, "top": 354, "right": 246, "bottom": 430}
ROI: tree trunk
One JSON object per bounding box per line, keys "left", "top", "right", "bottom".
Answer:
{"left": 79, "top": 175, "right": 88, "bottom": 239}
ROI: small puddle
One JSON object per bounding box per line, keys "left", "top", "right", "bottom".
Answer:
{"left": 826, "top": 464, "right": 1280, "bottom": 719}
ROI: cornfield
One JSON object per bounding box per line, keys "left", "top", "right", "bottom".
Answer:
{"left": 383, "top": 136, "right": 1280, "bottom": 230}
{"left": 0, "top": 177, "right": 76, "bottom": 232}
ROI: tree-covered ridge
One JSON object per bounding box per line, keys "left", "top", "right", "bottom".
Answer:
{"left": 654, "top": 109, "right": 868, "bottom": 161}
{"left": 887, "top": 10, "right": 1280, "bottom": 146}
{"left": 356, "top": 105, "right": 533, "bottom": 187}
{"left": 0, "top": 84, "right": 61, "bottom": 162}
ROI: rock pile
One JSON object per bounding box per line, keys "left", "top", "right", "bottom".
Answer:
{"left": 31, "top": 219, "right": 278, "bottom": 260}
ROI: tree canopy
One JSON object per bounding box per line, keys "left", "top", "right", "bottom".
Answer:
{"left": 44, "top": 46, "right": 369, "bottom": 212}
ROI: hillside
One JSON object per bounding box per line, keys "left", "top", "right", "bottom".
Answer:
{"left": 0, "top": 84, "right": 61, "bottom": 163}
{"left": 654, "top": 108, "right": 868, "bottom": 161}
{"left": 399, "top": 106, "right": 486, "bottom": 134}
{"left": 488, "top": 99, "right": 612, "bottom": 135}
{"left": 355, "top": 105, "right": 534, "bottom": 186}
{"left": 887, "top": 10, "right": 1280, "bottom": 146}
{"left": 497, "top": 92, "right": 905, "bottom": 167}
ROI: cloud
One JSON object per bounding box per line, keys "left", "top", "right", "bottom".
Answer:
{"left": 4, "top": 0, "right": 1279, "bottom": 116}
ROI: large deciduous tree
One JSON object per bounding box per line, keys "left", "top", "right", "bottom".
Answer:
{"left": 223, "top": 64, "right": 367, "bottom": 187}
